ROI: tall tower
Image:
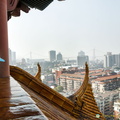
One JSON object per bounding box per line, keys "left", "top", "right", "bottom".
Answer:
{"left": 114, "top": 54, "right": 120, "bottom": 67}
{"left": 49, "top": 50, "right": 56, "bottom": 62}
{"left": 9, "top": 49, "right": 16, "bottom": 65}
{"left": 9, "top": 48, "right": 12, "bottom": 65}
{"left": 77, "top": 51, "right": 89, "bottom": 68}
{"left": 12, "top": 51, "right": 16, "bottom": 65}
{"left": 57, "top": 52, "right": 63, "bottom": 61}
{"left": 104, "top": 52, "right": 120, "bottom": 68}
{"left": 104, "top": 52, "right": 113, "bottom": 68}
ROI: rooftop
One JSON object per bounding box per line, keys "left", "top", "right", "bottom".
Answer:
{"left": 93, "top": 74, "right": 120, "bottom": 82}
{"left": 95, "top": 90, "right": 120, "bottom": 99}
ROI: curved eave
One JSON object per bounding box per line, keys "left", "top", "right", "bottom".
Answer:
{"left": 10, "top": 65, "right": 77, "bottom": 117}
{"left": 20, "top": 0, "right": 53, "bottom": 11}
{"left": 10, "top": 64, "right": 105, "bottom": 119}
{"left": 68, "top": 63, "right": 105, "bottom": 119}
{"left": 68, "top": 63, "right": 89, "bottom": 101}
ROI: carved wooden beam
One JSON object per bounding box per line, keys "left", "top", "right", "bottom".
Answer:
{"left": 7, "top": 0, "right": 30, "bottom": 20}
{"left": 7, "top": 0, "right": 19, "bottom": 11}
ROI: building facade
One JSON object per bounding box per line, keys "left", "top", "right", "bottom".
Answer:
{"left": 92, "top": 74, "right": 120, "bottom": 93}
{"left": 49, "top": 50, "right": 56, "bottom": 62}
{"left": 95, "top": 91, "right": 120, "bottom": 120}
{"left": 59, "top": 74, "right": 83, "bottom": 92}
{"left": 104, "top": 52, "right": 120, "bottom": 68}
{"left": 57, "top": 52, "right": 63, "bottom": 61}
{"left": 114, "top": 99, "right": 120, "bottom": 120}
{"left": 77, "top": 51, "right": 89, "bottom": 68}
{"left": 9, "top": 48, "right": 16, "bottom": 65}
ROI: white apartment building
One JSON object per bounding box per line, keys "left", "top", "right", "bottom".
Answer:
{"left": 92, "top": 74, "right": 120, "bottom": 93}
{"left": 104, "top": 52, "right": 120, "bottom": 68}
{"left": 77, "top": 51, "right": 89, "bottom": 68}
{"left": 95, "top": 91, "right": 120, "bottom": 120}
{"left": 114, "top": 99, "right": 120, "bottom": 120}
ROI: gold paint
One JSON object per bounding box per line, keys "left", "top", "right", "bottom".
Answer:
{"left": 10, "top": 63, "right": 105, "bottom": 119}
{"left": 34, "top": 63, "right": 42, "bottom": 82}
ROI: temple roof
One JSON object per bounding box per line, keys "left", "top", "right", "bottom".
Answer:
{"left": 7, "top": 0, "right": 59, "bottom": 19}
{"left": 10, "top": 64, "right": 105, "bottom": 119}
{"left": 20, "top": 0, "right": 53, "bottom": 10}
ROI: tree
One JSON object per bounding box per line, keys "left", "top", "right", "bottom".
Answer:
{"left": 54, "top": 86, "right": 64, "bottom": 92}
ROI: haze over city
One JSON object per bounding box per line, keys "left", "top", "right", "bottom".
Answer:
{"left": 8, "top": 0, "right": 120, "bottom": 60}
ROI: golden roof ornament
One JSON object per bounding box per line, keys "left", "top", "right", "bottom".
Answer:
{"left": 10, "top": 63, "right": 105, "bottom": 119}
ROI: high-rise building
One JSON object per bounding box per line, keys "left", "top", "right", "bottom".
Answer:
{"left": 77, "top": 51, "right": 89, "bottom": 67}
{"left": 104, "top": 52, "right": 113, "bottom": 68}
{"left": 9, "top": 48, "right": 12, "bottom": 64}
{"left": 95, "top": 90, "right": 120, "bottom": 120}
{"left": 57, "top": 52, "right": 63, "bottom": 61}
{"left": 12, "top": 51, "right": 16, "bottom": 65}
{"left": 114, "top": 100, "right": 120, "bottom": 120}
{"left": 104, "top": 52, "right": 120, "bottom": 68}
{"left": 115, "top": 54, "right": 120, "bottom": 67}
{"left": 49, "top": 50, "right": 56, "bottom": 62}
{"left": 9, "top": 49, "right": 16, "bottom": 65}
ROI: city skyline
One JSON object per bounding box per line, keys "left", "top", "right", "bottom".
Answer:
{"left": 10, "top": 49, "right": 105, "bottom": 60}
{"left": 10, "top": 48, "right": 120, "bottom": 62}
{"left": 8, "top": 0, "right": 120, "bottom": 60}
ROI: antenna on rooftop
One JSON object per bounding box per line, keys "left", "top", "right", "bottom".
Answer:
{"left": 30, "top": 52, "right": 32, "bottom": 60}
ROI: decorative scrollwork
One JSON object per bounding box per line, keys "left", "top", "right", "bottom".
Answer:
{"left": 7, "top": 0, "right": 19, "bottom": 11}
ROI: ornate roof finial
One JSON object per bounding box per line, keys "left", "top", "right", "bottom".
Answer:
{"left": 35, "top": 63, "right": 42, "bottom": 82}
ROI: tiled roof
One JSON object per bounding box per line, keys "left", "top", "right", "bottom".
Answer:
{"left": 94, "top": 74, "right": 120, "bottom": 82}
{"left": 9, "top": 64, "right": 105, "bottom": 119}
{"left": 60, "top": 76, "right": 83, "bottom": 81}
{"left": 61, "top": 73, "right": 84, "bottom": 78}
{"left": 22, "top": 82, "right": 78, "bottom": 120}
{"left": 95, "top": 90, "right": 119, "bottom": 98}
{"left": 20, "top": 0, "right": 53, "bottom": 10}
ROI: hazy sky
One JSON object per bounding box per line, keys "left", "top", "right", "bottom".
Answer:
{"left": 8, "top": 0, "right": 120, "bottom": 60}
